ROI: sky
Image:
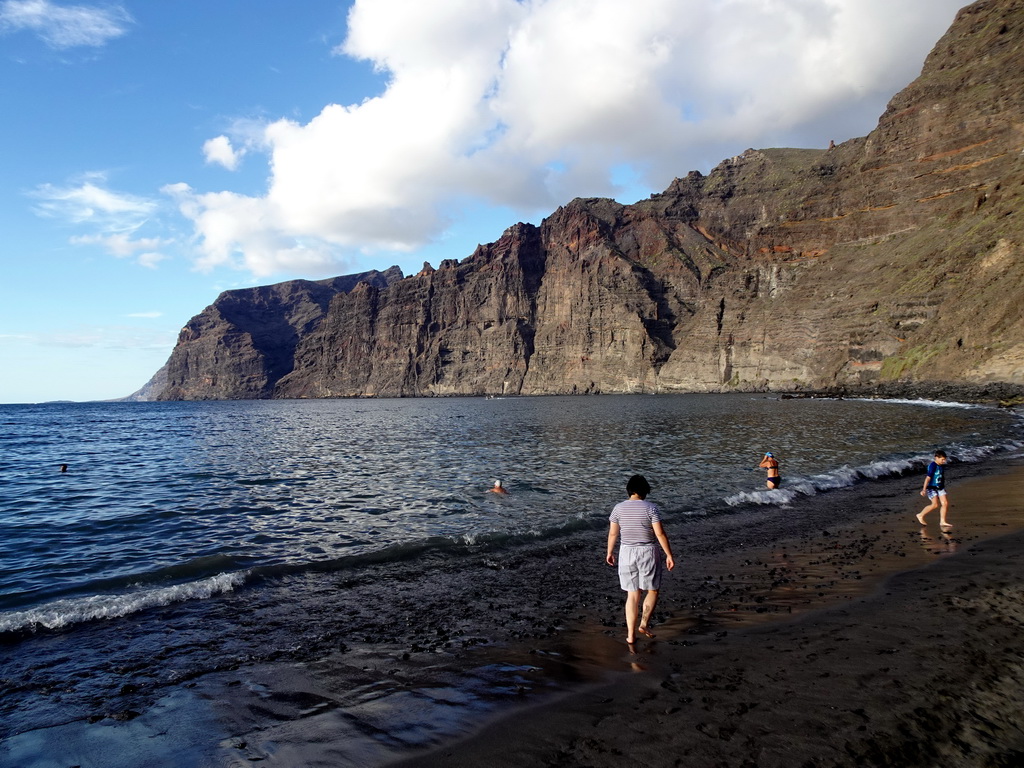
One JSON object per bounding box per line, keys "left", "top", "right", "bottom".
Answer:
{"left": 0, "top": 0, "right": 968, "bottom": 403}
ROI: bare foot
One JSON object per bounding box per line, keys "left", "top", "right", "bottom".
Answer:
{"left": 940, "top": 522, "right": 953, "bottom": 530}
{"left": 626, "top": 635, "right": 635, "bottom": 644}
{"left": 637, "top": 626, "right": 656, "bottom": 638}
{"left": 916, "top": 512, "right": 927, "bottom": 525}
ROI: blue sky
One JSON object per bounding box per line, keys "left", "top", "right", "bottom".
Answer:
{"left": 0, "top": 0, "right": 966, "bottom": 403}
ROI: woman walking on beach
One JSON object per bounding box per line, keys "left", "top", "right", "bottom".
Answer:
{"left": 606, "top": 475, "right": 675, "bottom": 645}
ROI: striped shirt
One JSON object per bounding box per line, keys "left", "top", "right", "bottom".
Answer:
{"left": 609, "top": 499, "right": 662, "bottom": 546}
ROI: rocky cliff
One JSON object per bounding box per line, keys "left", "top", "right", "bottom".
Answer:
{"left": 145, "top": 0, "right": 1024, "bottom": 401}
{"left": 155, "top": 268, "right": 403, "bottom": 400}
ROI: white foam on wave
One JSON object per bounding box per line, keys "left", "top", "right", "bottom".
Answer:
{"left": 723, "top": 438, "right": 1024, "bottom": 509}
{"left": 852, "top": 397, "right": 988, "bottom": 410}
{"left": 954, "top": 440, "right": 1024, "bottom": 462}
{"left": 724, "top": 458, "right": 916, "bottom": 507}
{"left": 0, "top": 571, "right": 247, "bottom": 633}
{"left": 723, "top": 487, "right": 802, "bottom": 507}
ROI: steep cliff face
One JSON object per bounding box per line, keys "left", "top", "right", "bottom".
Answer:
{"left": 156, "top": 268, "right": 402, "bottom": 399}
{"left": 146, "top": 0, "right": 1024, "bottom": 400}
{"left": 662, "top": 0, "right": 1024, "bottom": 391}
{"left": 276, "top": 225, "right": 546, "bottom": 397}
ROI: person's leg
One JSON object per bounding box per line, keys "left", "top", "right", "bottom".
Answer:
{"left": 939, "top": 494, "right": 952, "bottom": 528}
{"left": 917, "top": 497, "right": 938, "bottom": 525}
{"left": 624, "top": 590, "right": 640, "bottom": 643}
{"left": 638, "top": 590, "right": 659, "bottom": 637}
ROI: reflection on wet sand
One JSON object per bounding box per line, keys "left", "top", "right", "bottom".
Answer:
{"left": 919, "top": 528, "right": 959, "bottom": 556}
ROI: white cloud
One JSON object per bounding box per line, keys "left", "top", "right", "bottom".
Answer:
{"left": 0, "top": 0, "right": 130, "bottom": 49}
{"left": 135, "top": 251, "right": 167, "bottom": 269}
{"left": 1, "top": 326, "right": 176, "bottom": 351}
{"left": 34, "top": 176, "right": 171, "bottom": 267}
{"left": 71, "top": 232, "right": 163, "bottom": 255}
{"left": 202, "top": 135, "right": 245, "bottom": 170}
{"left": 70, "top": 233, "right": 170, "bottom": 268}
{"left": 33, "top": 174, "right": 156, "bottom": 228}
{"left": 163, "top": 182, "right": 348, "bottom": 276}
{"left": 174, "top": 0, "right": 965, "bottom": 277}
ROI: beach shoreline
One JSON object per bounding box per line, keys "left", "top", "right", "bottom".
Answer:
{"left": 388, "top": 461, "right": 1024, "bottom": 768}
{"left": 5, "top": 452, "right": 1024, "bottom": 767}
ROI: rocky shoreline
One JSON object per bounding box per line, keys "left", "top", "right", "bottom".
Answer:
{"left": 778, "top": 381, "right": 1024, "bottom": 408}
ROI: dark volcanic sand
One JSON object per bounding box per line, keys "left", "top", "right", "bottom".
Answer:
{"left": 392, "top": 462, "right": 1024, "bottom": 768}
{"left": 4, "top": 461, "right": 1024, "bottom": 768}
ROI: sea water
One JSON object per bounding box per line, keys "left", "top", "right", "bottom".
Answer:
{"left": 1, "top": 394, "right": 1021, "bottom": 740}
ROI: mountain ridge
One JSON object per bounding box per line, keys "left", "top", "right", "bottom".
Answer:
{"left": 138, "top": 0, "right": 1024, "bottom": 402}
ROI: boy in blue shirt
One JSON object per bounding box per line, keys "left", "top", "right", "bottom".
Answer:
{"left": 917, "top": 450, "right": 951, "bottom": 529}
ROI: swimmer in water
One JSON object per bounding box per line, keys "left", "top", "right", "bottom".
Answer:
{"left": 759, "top": 452, "right": 781, "bottom": 489}
{"left": 488, "top": 479, "right": 509, "bottom": 495}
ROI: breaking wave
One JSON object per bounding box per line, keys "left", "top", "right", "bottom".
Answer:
{"left": 0, "top": 571, "right": 247, "bottom": 634}
{"left": 724, "top": 437, "right": 1024, "bottom": 508}
{"left": 853, "top": 397, "right": 991, "bottom": 410}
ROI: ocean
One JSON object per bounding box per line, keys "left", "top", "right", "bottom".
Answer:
{"left": 1, "top": 394, "right": 1022, "bottom": 758}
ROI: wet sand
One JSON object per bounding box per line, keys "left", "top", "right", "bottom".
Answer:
{"left": 392, "top": 462, "right": 1024, "bottom": 768}
{"left": 4, "top": 461, "right": 1024, "bottom": 767}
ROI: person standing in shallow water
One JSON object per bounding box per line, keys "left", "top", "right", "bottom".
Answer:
{"left": 606, "top": 475, "right": 675, "bottom": 645}
{"left": 759, "top": 452, "right": 781, "bottom": 489}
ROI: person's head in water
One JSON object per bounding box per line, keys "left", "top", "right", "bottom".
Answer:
{"left": 59, "top": 464, "right": 68, "bottom": 473}
{"left": 626, "top": 474, "right": 651, "bottom": 499}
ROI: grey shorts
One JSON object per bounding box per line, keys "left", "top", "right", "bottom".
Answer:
{"left": 618, "top": 544, "right": 662, "bottom": 592}
{"left": 926, "top": 488, "right": 947, "bottom": 500}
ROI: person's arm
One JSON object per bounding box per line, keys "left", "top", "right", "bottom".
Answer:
{"left": 921, "top": 463, "right": 933, "bottom": 495}
{"left": 652, "top": 521, "right": 675, "bottom": 571}
{"left": 606, "top": 522, "right": 619, "bottom": 565}
{"left": 758, "top": 456, "right": 769, "bottom": 468}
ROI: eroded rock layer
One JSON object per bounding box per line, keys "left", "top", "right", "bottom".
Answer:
{"left": 148, "top": 0, "right": 1024, "bottom": 401}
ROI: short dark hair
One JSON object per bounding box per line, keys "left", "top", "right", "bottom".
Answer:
{"left": 934, "top": 450, "right": 947, "bottom": 459}
{"left": 626, "top": 474, "right": 651, "bottom": 498}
